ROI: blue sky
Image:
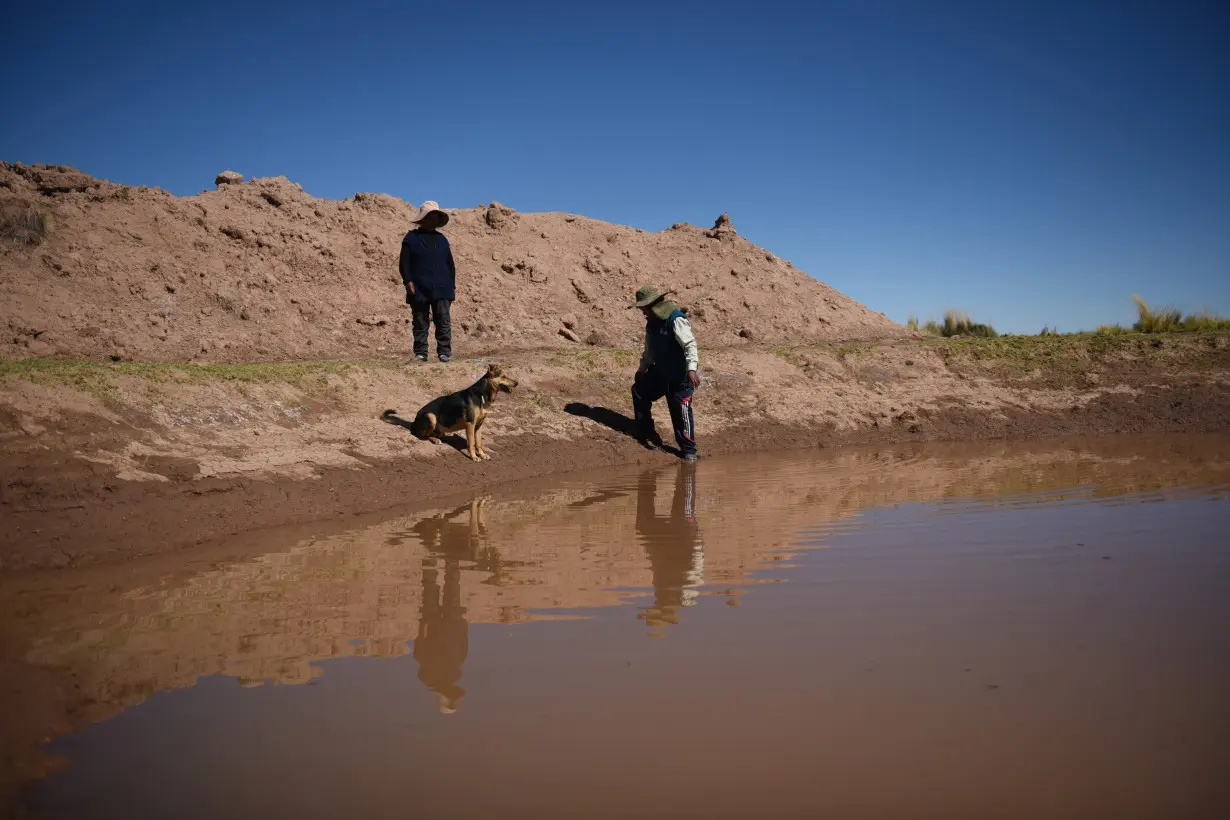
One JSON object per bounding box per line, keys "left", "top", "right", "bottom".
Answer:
{"left": 3, "top": 0, "right": 1227, "bottom": 333}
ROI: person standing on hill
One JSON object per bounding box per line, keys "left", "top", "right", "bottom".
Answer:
{"left": 399, "top": 200, "right": 456, "bottom": 363}
{"left": 630, "top": 285, "right": 700, "bottom": 461}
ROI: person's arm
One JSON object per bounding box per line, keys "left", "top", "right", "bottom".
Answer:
{"left": 638, "top": 331, "right": 653, "bottom": 373}
{"left": 446, "top": 237, "right": 456, "bottom": 290}
{"left": 399, "top": 239, "right": 415, "bottom": 298}
{"left": 674, "top": 317, "right": 700, "bottom": 386}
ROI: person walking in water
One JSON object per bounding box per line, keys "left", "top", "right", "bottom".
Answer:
{"left": 399, "top": 200, "right": 456, "bottom": 363}
{"left": 630, "top": 285, "right": 700, "bottom": 461}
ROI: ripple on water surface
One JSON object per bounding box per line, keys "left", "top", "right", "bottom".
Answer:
{"left": 17, "top": 435, "right": 1230, "bottom": 820}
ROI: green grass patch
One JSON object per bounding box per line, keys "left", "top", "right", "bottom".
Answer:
{"left": 908, "top": 310, "right": 997, "bottom": 338}
{"left": 1131, "top": 295, "right": 1183, "bottom": 333}
{"left": 1135, "top": 296, "right": 1230, "bottom": 333}
{"left": 939, "top": 332, "right": 1128, "bottom": 360}
{"left": 1087, "top": 297, "right": 1230, "bottom": 336}
{"left": 1, "top": 208, "right": 52, "bottom": 246}
{"left": 1180, "top": 311, "right": 1230, "bottom": 332}
{"left": 915, "top": 296, "right": 1229, "bottom": 339}
{"left": 1, "top": 358, "right": 360, "bottom": 382}
{"left": 905, "top": 315, "right": 940, "bottom": 336}
{"left": 0, "top": 358, "right": 410, "bottom": 401}
{"left": 835, "top": 342, "right": 874, "bottom": 358}
{"left": 549, "top": 347, "right": 638, "bottom": 375}
{"left": 1095, "top": 324, "right": 1130, "bottom": 336}
{"left": 925, "top": 329, "right": 1227, "bottom": 374}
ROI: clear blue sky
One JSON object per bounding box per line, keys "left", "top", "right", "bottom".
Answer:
{"left": 3, "top": 0, "right": 1227, "bottom": 333}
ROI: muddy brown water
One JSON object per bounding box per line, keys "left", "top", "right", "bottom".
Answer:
{"left": 9, "top": 435, "right": 1230, "bottom": 819}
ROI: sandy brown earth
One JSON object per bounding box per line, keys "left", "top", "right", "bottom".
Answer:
{"left": 2, "top": 332, "right": 1228, "bottom": 574}
{"left": 1, "top": 162, "right": 901, "bottom": 362}
{"left": 7, "top": 162, "right": 1225, "bottom": 577}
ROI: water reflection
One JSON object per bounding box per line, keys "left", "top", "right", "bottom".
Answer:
{"left": 5, "top": 436, "right": 1230, "bottom": 748}
{"left": 416, "top": 556, "right": 468, "bottom": 713}
{"left": 18, "top": 436, "right": 1230, "bottom": 820}
{"left": 636, "top": 464, "right": 704, "bottom": 631}
{"left": 404, "top": 501, "right": 489, "bottom": 713}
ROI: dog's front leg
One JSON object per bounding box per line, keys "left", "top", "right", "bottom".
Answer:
{"left": 464, "top": 421, "right": 480, "bottom": 461}
{"left": 475, "top": 418, "right": 490, "bottom": 460}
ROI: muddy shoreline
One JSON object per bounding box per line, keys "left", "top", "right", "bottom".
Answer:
{"left": 3, "top": 374, "right": 1229, "bottom": 574}
{"left": 3, "top": 333, "right": 1230, "bottom": 574}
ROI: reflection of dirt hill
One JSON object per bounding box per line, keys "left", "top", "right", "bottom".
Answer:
{"left": 22, "top": 437, "right": 1230, "bottom": 723}
{"left": 0, "top": 162, "right": 902, "bottom": 362}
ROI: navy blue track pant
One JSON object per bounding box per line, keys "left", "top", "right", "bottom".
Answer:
{"left": 632, "top": 370, "right": 697, "bottom": 457}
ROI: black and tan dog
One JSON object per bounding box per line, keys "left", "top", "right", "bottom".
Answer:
{"left": 384, "top": 364, "right": 518, "bottom": 462}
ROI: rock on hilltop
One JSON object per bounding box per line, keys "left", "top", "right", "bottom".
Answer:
{"left": 0, "top": 162, "right": 902, "bottom": 361}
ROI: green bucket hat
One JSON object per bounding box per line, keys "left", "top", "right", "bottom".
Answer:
{"left": 630, "top": 285, "right": 678, "bottom": 321}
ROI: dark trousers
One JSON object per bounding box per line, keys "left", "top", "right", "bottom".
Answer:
{"left": 632, "top": 370, "right": 697, "bottom": 456}
{"left": 411, "top": 299, "right": 452, "bottom": 358}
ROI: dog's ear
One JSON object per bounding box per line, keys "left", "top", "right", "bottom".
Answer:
{"left": 488, "top": 363, "right": 501, "bottom": 375}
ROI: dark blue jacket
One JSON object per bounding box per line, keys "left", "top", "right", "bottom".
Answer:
{"left": 399, "top": 229, "right": 456, "bottom": 303}
{"left": 646, "top": 309, "right": 690, "bottom": 383}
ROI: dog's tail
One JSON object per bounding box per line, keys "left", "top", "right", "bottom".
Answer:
{"left": 381, "top": 408, "right": 398, "bottom": 419}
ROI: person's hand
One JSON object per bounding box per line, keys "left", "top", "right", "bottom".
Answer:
{"left": 404, "top": 283, "right": 415, "bottom": 304}
{"left": 688, "top": 370, "right": 700, "bottom": 388}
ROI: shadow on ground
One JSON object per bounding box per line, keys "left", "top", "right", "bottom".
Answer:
{"left": 563, "top": 402, "right": 681, "bottom": 457}
{"left": 380, "top": 410, "right": 468, "bottom": 454}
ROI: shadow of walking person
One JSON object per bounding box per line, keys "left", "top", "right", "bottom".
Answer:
{"left": 634, "top": 463, "right": 703, "bottom": 634}
{"left": 563, "top": 402, "right": 682, "bottom": 456}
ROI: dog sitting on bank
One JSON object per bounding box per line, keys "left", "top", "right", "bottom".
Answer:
{"left": 383, "top": 364, "right": 518, "bottom": 462}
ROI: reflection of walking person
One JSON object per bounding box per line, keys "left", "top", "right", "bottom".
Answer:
{"left": 415, "top": 557, "right": 468, "bottom": 714}
{"left": 630, "top": 285, "right": 700, "bottom": 461}
{"left": 399, "top": 200, "right": 456, "bottom": 363}
{"left": 635, "top": 463, "right": 703, "bottom": 630}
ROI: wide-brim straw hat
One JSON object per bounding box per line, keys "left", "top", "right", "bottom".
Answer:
{"left": 414, "top": 200, "right": 449, "bottom": 227}
{"left": 629, "top": 285, "right": 678, "bottom": 321}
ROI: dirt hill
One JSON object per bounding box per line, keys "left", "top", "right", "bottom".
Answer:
{"left": 0, "top": 162, "right": 903, "bottom": 362}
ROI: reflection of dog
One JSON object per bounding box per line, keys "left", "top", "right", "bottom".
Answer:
{"left": 384, "top": 364, "right": 518, "bottom": 462}
{"left": 411, "top": 499, "right": 490, "bottom": 563}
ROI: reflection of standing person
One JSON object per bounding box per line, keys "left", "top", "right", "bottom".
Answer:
{"left": 410, "top": 500, "right": 488, "bottom": 714}
{"left": 630, "top": 285, "right": 700, "bottom": 461}
{"left": 635, "top": 463, "right": 703, "bottom": 629}
{"left": 399, "top": 200, "right": 456, "bottom": 363}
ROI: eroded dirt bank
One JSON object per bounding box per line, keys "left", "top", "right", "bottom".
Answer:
{"left": 0, "top": 161, "right": 901, "bottom": 362}
{"left": 3, "top": 332, "right": 1229, "bottom": 573}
